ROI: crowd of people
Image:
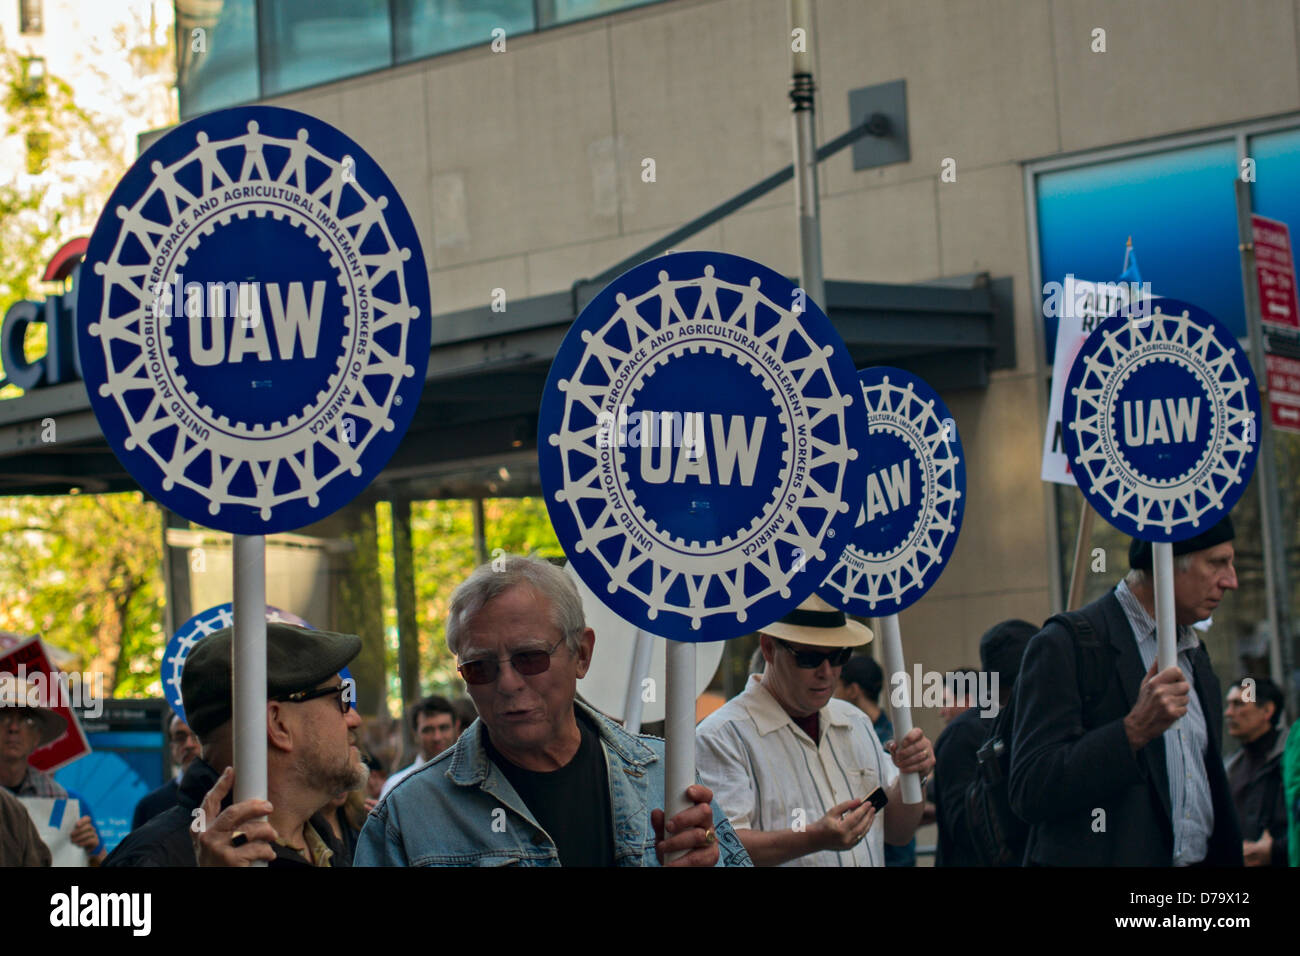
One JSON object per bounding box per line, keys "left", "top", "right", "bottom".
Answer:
{"left": 2, "top": 511, "right": 1297, "bottom": 867}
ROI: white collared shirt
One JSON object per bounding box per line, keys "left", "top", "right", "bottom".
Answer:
{"left": 379, "top": 753, "right": 429, "bottom": 799}
{"left": 1114, "top": 579, "right": 1214, "bottom": 866}
{"left": 696, "top": 673, "right": 897, "bottom": 867}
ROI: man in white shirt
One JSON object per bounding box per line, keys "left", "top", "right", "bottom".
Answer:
{"left": 380, "top": 695, "right": 462, "bottom": 799}
{"left": 697, "top": 595, "right": 935, "bottom": 866}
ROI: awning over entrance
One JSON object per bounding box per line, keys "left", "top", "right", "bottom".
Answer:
{"left": 0, "top": 272, "right": 1012, "bottom": 500}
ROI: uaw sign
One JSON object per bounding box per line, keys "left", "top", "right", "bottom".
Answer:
{"left": 539, "top": 252, "right": 868, "bottom": 642}
{"left": 77, "top": 106, "right": 431, "bottom": 534}
{"left": 162, "top": 603, "right": 313, "bottom": 724}
{"left": 819, "top": 367, "right": 965, "bottom": 616}
{"left": 1061, "top": 299, "right": 1261, "bottom": 540}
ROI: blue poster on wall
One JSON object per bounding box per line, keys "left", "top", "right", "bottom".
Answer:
{"left": 1037, "top": 141, "right": 1245, "bottom": 361}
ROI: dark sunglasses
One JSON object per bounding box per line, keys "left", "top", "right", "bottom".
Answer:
{"left": 458, "top": 637, "right": 566, "bottom": 686}
{"left": 774, "top": 638, "right": 853, "bottom": 669}
{"left": 273, "top": 682, "right": 350, "bottom": 714}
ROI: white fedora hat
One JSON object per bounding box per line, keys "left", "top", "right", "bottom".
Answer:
{"left": 759, "top": 594, "right": 872, "bottom": 648}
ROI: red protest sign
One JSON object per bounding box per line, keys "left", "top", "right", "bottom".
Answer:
{"left": 1267, "top": 353, "right": 1300, "bottom": 435}
{"left": 0, "top": 637, "right": 92, "bottom": 772}
{"left": 1252, "top": 214, "right": 1300, "bottom": 334}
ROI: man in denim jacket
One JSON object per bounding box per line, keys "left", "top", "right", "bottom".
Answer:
{"left": 355, "top": 556, "right": 750, "bottom": 867}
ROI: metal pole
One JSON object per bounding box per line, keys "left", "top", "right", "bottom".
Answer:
{"left": 232, "top": 533, "right": 268, "bottom": 865}
{"left": 623, "top": 630, "right": 656, "bottom": 735}
{"left": 789, "top": 0, "right": 825, "bottom": 310}
{"left": 878, "top": 614, "right": 922, "bottom": 804}
{"left": 1067, "top": 500, "right": 1096, "bottom": 610}
{"left": 1234, "top": 180, "right": 1292, "bottom": 704}
{"left": 1154, "top": 542, "right": 1178, "bottom": 672}
{"left": 664, "top": 639, "right": 696, "bottom": 861}
{"left": 472, "top": 497, "right": 488, "bottom": 566}
{"left": 391, "top": 498, "right": 421, "bottom": 758}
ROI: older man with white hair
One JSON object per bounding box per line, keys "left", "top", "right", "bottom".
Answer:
{"left": 356, "top": 555, "right": 750, "bottom": 867}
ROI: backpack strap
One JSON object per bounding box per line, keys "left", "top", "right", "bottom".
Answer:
{"left": 1043, "top": 609, "right": 1113, "bottom": 724}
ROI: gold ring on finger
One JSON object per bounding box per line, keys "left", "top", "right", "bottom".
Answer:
{"left": 704, "top": 827, "right": 716, "bottom": 846}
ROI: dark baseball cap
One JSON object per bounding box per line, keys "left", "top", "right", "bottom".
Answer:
{"left": 978, "top": 619, "right": 1038, "bottom": 687}
{"left": 181, "top": 622, "right": 362, "bottom": 738}
{"left": 1129, "top": 514, "right": 1235, "bottom": 571}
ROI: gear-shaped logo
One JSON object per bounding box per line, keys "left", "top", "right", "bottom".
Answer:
{"left": 162, "top": 603, "right": 311, "bottom": 724}
{"left": 539, "top": 252, "right": 868, "bottom": 643}
{"left": 818, "top": 367, "right": 965, "bottom": 616}
{"left": 78, "top": 106, "right": 431, "bottom": 534}
{"left": 1061, "top": 299, "right": 1261, "bottom": 540}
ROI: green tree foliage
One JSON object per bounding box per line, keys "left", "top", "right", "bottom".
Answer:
{"left": 0, "top": 493, "right": 164, "bottom": 697}
{"left": 376, "top": 497, "right": 562, "bottom": 711}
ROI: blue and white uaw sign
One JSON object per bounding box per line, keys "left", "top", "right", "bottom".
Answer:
{"left": 77, "top": 106, "right": 431, "bottom": 535}
{"left": 818, "top": 366, "right": 964, "bottom": 804}
{"left": 162, "top": 603, "right": 312, "bottom": 724}
{"left": 1061, "top": 297, "right": 1260, "bottom": 672}
{"left": 819, "top": 366, "right": 966, "bottom": 617}
{"left": 1060, "top": 298, "right": 1260, "bottom": 541}
{"left": 539, "top": 251, "right": 868, "bottom": 643}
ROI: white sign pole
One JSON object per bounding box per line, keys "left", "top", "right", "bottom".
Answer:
{"left": 1152, "top": 541, "right": 1178, "bottom": 671}
{"left": 879, "top": 613, "right": 922, "bottom": 804}
{"left": 622, "top": 630, "right": 656, "bottom": 735}
{"left": 664, "top": 639, "right": 696, "bottom": 862}
{"left": 232, "top": 533, "right": 268, "bottom": 865}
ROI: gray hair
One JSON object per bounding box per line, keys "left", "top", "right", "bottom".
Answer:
{"left": 1125, "top": 553, "right": 1193, "bottom": 588}
{"left": 445, "top": 555, "right": 586, "bottom": 657}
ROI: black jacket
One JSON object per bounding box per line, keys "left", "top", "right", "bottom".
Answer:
{"left": 131, "top": 778, "right": 180, "bottom": 830}
{"left": 933, "top": 706, "right": 989, "bottom": 866}
{"left": 105, "top": 758, "right": 351, "bottom": 867}
{"left": 1008, "top": 589, "right": 1242, "bottom": 866}
{"left": 1226, "top": 725, "right": 1289, "bottom": 865}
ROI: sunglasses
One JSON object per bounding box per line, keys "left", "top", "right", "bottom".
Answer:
{"left": 458, "top": 637, "right": 566, "bottom": 686}
{"left": 774, "top": 638, "right": 853, "bottom": 669}
{"left": 273, "top": 682, "right": 351, "bottom": 714}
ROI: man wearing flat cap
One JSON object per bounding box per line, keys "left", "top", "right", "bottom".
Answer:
{"left": 696, "top": 595, "right": 936, "bottom": 866}
{"left": 106, "top": 622, "right": 365, "bottom": 867}
{"left": 1009, "top": 515, "right": 1243, "bottom": 866}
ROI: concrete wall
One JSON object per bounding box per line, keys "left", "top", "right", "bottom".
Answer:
{"left": 265, "top": 0, "right": 1300, "bottom": 739}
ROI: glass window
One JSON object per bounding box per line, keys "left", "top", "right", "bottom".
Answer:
{"left": 176, "top": 0, "right": 260, "bottom": 118}
{"left": 1249, "top": 128, "right": 1300, "bottom": 238}
{"left": 394, "top": 0, "right": 535, "bottom": 63}
{"left": 1036, "top": 141, "right": 1243, "bottom": 361}
{"left": 259, "top": 0, "right": 393, "bottom": 97}
{"left": 19, "top": 0, "right": 42, "bottom": 35}
{"left": 537, "top": 0, "right": 659, "bottom": 28}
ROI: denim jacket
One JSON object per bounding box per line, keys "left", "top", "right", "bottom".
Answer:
{"left": 355, "top": 701, "right": 751, "bottom": 867}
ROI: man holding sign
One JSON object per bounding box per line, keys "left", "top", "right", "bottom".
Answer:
{"left": 1008, "top": 516, "right": 1243, "bottom": 866}
{"left": 696, "top": 595, "right": 935, "bottom": 866}
{"left": 357, "top": 556, "right": 749, "bottom": 867}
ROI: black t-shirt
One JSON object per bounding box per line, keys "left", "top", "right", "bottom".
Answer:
{"left": 484, "top": 711, "right": 616, "bottom": 867}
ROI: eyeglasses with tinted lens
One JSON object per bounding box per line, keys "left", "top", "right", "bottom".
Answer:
{"left": 775, "top": 639, "right": 853, "bottom": 669}
{"left": 273, "top": 682, "right": 350, "bottom": 714}
{"left": 457, "top": 637, "right": 566, "bottom": 686}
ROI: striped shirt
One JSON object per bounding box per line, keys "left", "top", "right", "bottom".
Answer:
{"left": 1114, "top": 579, "right": 1214, "bottom": 866}
{"left": 696, "top": 673, "right": 897, "bottom": 867}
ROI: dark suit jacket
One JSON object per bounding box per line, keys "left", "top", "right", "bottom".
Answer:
{"left": 132, "top": 778, "right": 180, "bottom": 830}
{"left": 1008, "top": 589, "right": 1242, "bottom": 866}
